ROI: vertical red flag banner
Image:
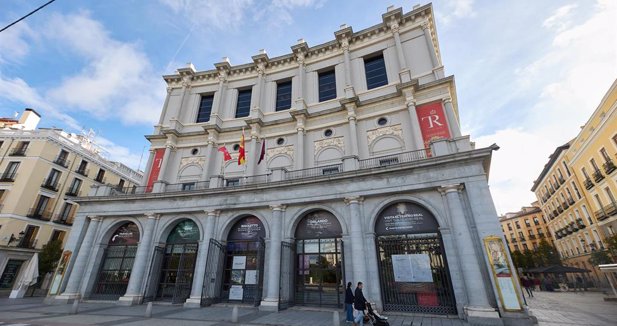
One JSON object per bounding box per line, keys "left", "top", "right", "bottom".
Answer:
{"left": 146, "top": 148, "right": 165, "bottom": 192}
{"left": 416, "top": 101, "right": 451, "bottom": 155}
{"left": 238, "top": 130, "right": 246, "bottom": 165}
{"left": 257, "top": 139, "right": 266, "bottom": 165}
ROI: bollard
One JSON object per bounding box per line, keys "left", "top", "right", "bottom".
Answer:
{"left": 332, "top": 310, "right": 340, "bottom": 326}
{"left": 145, "top": 302, "right": 153, "bottom": 318}
{"left": 231, "top": 305, "right": 239, "bottom": 323}
{"left": 70, "top": 299, "right": 79, "bottom": 315}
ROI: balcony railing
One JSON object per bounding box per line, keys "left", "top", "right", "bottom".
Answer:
{"left": 27, "top": 208, "right": 52, "bottom": 221}
{"left": 584, "top": 178, "right": 594, "bottom": 190}
{"left": 511, "top": 238, "right": 518, "bottom": 243}
{"left": 9, "top": 147, "right": 27, "bottom": 156}
{"left": 17, "top": 238, "right": 37, "bottom": 249}
{"left": 568, "top": 197, "right": 575, "bottom": 205}
{"left": 285, "top": 163, "right": 343, "bottom": 180}
{"left": 558, "top": 176, "right": 565, "bottom": 184}
{"left": 41, "top": 178, "right": 59, "bottom": 192}
{"left": 519, "top": 237, "right": 526, "bottom": 242}
{"left": 75, "top": 168, "right": 89, "bottom": 177}
{"left": 52, "top": 214, "right": 74, "bottom": 226}
{"left": 594, "top": 203, "right": 617, "bottom": 221}
{"left": 163, "top": 181, "right": 211, "bottom": 192}
{"left": 94, "top": 177, "right": 107, "bottom": 184}
{"left": 0, "top": 172, "right": 17, "bottom": 182}
{"left": 224, "top": 174, "right": 270, "bottom": 188}
{"left": 110, "top": 185, "right": 154, "bottom": 196}
{"left": 65, "top": 188, "right": 80, "bottom": 197}
{"left": 53, "top": 156, "right": 70, "bottom": 168}
{"left": 593, "top": 170, "right": 604, "bottom": 183}
{"left": 529, "top": 234, "right": 536, "bottom": 239}
{"left": 358, "top": 149, "right": 428, "bottom": 170}
{"left": 603, "top": 160, "right": 616, "bottom": 175}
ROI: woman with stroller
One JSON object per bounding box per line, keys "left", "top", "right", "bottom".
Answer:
{"left": 345, "top": 282, "right": 355, "bottom": 323}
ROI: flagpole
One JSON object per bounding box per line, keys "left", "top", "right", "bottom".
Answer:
{"left": 219, "top": 142, "right": 225, "bottom": 176}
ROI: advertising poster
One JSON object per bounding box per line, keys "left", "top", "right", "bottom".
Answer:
{"left": 375, "top": 202, "right": 439, "bottom": 236}
{"left": 232, "top": 256, "right": 247, "bottom": 269}
{"left": 228, "top": 217, "right": 265, "bottom": 241}
{"left": 231, "top": 270, "right": 244, "bottom": 285}
{"left": 245, "top": 270, "right": 258, "bottom": 285}
{"left": 146, "top": 148, "right": 165, "bottom": 192}
{"left": 416, "top": 101, "right": 451, "bottom": 153}
{"left": 48, "top": 250, "right": 72, "bottom": 295}
{"left": 484, "top": 236, "right": 522, "bottom": 311}
{"left": 229, "top": 285, "right": 244, "bottom": 300}
{"left": 392, "top": 254, "right": 433, "bottom": 283}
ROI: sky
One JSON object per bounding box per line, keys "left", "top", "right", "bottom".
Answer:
{"left": 0, "top": 0, "right": 616, "bottom": 214}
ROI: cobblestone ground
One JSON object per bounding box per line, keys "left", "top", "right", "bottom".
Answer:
{"left": 525, "top": 290, "right": 617, "bottom": 326}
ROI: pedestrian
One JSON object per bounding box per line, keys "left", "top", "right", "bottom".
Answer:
{"left": 353, "top": 281, "right": 367, "bottom": 326}
{"left": 521, "top": 276, "right": 533, "bottom": 298}
{"left": 575, "top": 276, "right": 584, "bottom": 292}
{"left": 533, "top": 277, "right": 541, "bottom": 291}
{"left": 345, "top": 282, "right": 355, "bottom": 323}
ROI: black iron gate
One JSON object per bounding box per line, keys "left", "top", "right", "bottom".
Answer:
{"left": 90, "top": 244, "right": 137, "bottom": 300}
{"left": 376, "top": 233, "right": 456, "bottom": 315}
{"left": 144, "top": 246, "right": 164, "bottom": 303}
{"left": 201, "top": 239, "right": 226, "bottom": 306}
{"left": 279, "top": 241, "right": 295, "bottom": 310}
{"left": 155, "top": 242, "right": 198, "bottom": 304}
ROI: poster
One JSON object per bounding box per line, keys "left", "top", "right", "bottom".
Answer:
{"left": 245, "top": 270, "right": 258, "bottom": 285}
{"left": 47, "top": 251, "right": 72, "bottom": 296}
{"left": 375, "top": 202, "right": 439, "bottom": 235}
{"left": 146, "top": 148, "right": 165, "bottom": 191}
{"left": 228, "top": 216, "right": 265, "bottom": 240}
{"left": 484, "top": 236, "right": 522, "bottom": 311}
{"left": 229, "top": 285, "right": 244, "bottom": 300}
{"left": 231, "top": 270, "right": 244, "bottom": 284}
{"left": 392, "top": 254, "right": 433, "bottom": 283}
{"left": 416, "top": 101, "right": 451, "bottom": 152}
{"left": 232, "top": 256, "right": 247, "bottom": 269}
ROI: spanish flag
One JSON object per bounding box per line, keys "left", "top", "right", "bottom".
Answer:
{"left": 238, "top": 129, "right": 246, "bottom": 165}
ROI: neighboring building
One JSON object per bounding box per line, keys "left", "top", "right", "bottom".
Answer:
{"left": 499, "top": 202, "right": 551, "bottom": 253}
{"left": 532, "top": 79, "right": 617, "bottom": 286}
{"left": 0, "top": 109, "right": 143, "bottom": 296}
{"left": 52, "top": 5, "right": 532, "bottom": 325}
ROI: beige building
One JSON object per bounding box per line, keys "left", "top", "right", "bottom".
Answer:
{"left": 499, "top": 202, "right": 552, "bottom": 253}
{"left": 0, "top": 109, "right": 142, "bottom": 295}
{"left": 532, "top": 79, "right": 617, "bottom": 285}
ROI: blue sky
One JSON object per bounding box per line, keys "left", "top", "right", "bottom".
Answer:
{"left": 0, "top": 0, "right": 616, "bottom": 214}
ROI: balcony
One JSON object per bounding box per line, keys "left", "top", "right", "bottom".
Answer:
{"left": 558, "top": 176, "right": 565, "bottom": 184}
{"left": 26, "top": 208, "right": 52, "bottom": 221}
{"left": 9, "top": 147, "right": 27, "bottom": 156}
{"left": 358, "top": 149, "right": 428, "bottom": 169}
{"left": 52, "top": 214, "right": 74, "bottom": 226}
{"left": 223, "top": 174, "right": 271, "bottom": 188}
{"left": 552, "top": 209, "right": 558, "bottom": 217}
{"left": 53, "top": 156, "right": 70, "bottom": 168}
{"left": 94, "top": 177, "right": 107, "bottom": 184}
{"left": 562, "top": 201, "right": 569, "bottom": 209}
{"left": 584, "top": 178, "right": 594, "bottom": 190}
{"left": 603, "top": 160, "right": 616, "bottom": 175}
{"left": 16, "top": 238, "right": 37, "bottom": 249}
{"left": 594, "top": 203, "right": 617, "bottom": 221}
{"left": 41, "top": 178, "right": 59, "bottom": 192}
{"left": 529, "top": 234, "right": 536, "bottom": 239}
{"left": 557, "top": 206, "right": 564, "bottom": 213}
{"left": 0, "top": 172, "right": 17, "bottom": 182}
{"left": 593, "top": 169, "right": 604, "bottom": 183}
{"left": 75, "top": 168, "right": 89, "bottom": 177}
{"left": 568, "top": 197, "right": 575, "bottom": 205}
{"left": 511, "top": 238, "right": 518, "bottom": 243}
{"left": 519, "top": 237, "right": 526, "bottom": 242}
{"left": 65, "top": 188, "right": 80, "bottom": 197}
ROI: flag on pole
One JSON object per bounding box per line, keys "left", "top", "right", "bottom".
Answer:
{"left": 238, "top": 129, "right": 246, "bottom": 165}
{"left": 218, "top": 146, "right": 232, "bottom": 161}
{"left": 258, "top": 139, "right": 266, "bottom": 165}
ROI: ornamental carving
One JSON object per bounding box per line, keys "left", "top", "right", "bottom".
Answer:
{"left": 314, "top": 137, "right": 344, "bottom": 154}
{"left": 267, "top": 145, "right": 294, "bottom": 159}
{"left": 180, "top": 156, "right": 206, "bottom": 169}
{"left": 367, "top": 124, "right": 403, "bottom": 145}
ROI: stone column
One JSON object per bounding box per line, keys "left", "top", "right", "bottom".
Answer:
{"left": 261, "top": 205, "right": 285, "bottom": 311}
{"left": 347, "top": 107, "right": 359, "bottom": 157}
{"left": 60, "top": 216, "right": 101, "bottom": 298}
{"left": 185, "top": 210, "right": 218, "bottom": 307}
{"left": 345, "top": 197, "right": 367, "bottom": 285}
{"left": 119, "top": 213, "right": 159, "bottom": 305}
{"left": 251, "top": 65, "right": 265, "bottom": 118}
{"left": 296, "top": 52, "right": 305, "bottom": 101}
{"left": 211, "top": 73, "right": 227, "bottom": 118}
{"left": 442, "top": 97, "right": 462, "bottom": 138}
{"left": 247, "top": 134, "right": 258, "bottom": 176}
{"left": 421, "top": 23, "right": 440, "bottom": 69}
{"left": 389, "top": 21, "right": 412, "bottom": 84}
{"left": 405, "top": 97, "right": 426, "bottom": 150}
{"left": 295, "top": 122, "right": 305, "bottom": 170}
{"left": 438, "top": 185, "right": 490, "bottom": 308}
{"left": 140, "top": 149, "right": 155, "bottom": 187}
{"left": 200, "top": 141, "right": 215, "bottom": 182}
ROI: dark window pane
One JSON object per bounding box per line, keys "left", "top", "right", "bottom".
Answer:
{"left": 364, "top": 54, "right": 388, "bottom": 89}
{"left": 196, "top": 95, "right": 214, "bottom": 123}
{"left": 235, "top": 89, "right": 252, "bottom": 118}
{"left": 275, "top": 81, "right": 292, "bottom": 111}
{"left": 318, "top": 70, "right": 336, "bottom": 102}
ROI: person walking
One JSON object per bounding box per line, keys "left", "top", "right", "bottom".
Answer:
{"left": 521, "top": 276, "right": 533, "bottom": 298}
{"left": 345, "top": 282, "right": 355, "bottom": 323}
{"left": 353, "top": 282, "right": 367, "bottom": 326}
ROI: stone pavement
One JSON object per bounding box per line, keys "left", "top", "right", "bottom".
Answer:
{"left": 0, "top": 298, "right": 467, "bottom": 326}
{"left": 524, "top": 290, "right": 617, "bottom": 326}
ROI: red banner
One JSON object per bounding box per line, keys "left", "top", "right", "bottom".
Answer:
{"left": 146, "top": 148, "right": 165, "bottom": 192}
{"left": 416, "top": 101, "right": 451, "bottom": 149}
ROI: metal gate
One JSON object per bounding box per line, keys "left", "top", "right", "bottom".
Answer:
{"left": 279, "top": 241, "right": 295, "bottom": 310}
{"left": 144, "top": 246, "right": 164, "bottom": 303}
{"left": 90, "top": 245, "right": 137, "bottom": 300}
{"left": 155, "top": 242, "right": 198, "bottom": 304}
{"left": 201, "top": 239, "right": 226, "bottom": 306}
{"left": 376, "top": 233, "right": 456, "bottom": 315}
{"left": 245, "top": 238, "right": 265, "bottom": 306}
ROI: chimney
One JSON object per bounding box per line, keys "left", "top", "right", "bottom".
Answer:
{"left": 18, "top": 108, "right": 41, "bottom": 130}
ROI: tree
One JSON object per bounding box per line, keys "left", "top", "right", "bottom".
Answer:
{"left": 589, "top": 250, "right": 612, "bottom": 266}
{"left": 39, "top": 239, "right": 63, "bottom": 276}
{"left": 511, "top": 250, "right": 525, "bottom": 269}
{"left": 606, "top": 234, "right": 617, "bottom": 262}
{"left": 533, "top": 240, "right": 561, "bottom": 266}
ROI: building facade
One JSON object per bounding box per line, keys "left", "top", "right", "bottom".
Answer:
{"left": 532, "top": 79, "right": 617, "bottom": 286}
{"left": 52, "top": 5, "right": 532, "bottom": 325}
{"left": 0, "top": 109, "right": 143, "bottom": 296}
{"left": 499, "top": 202, "right": 551, "bottom": 253}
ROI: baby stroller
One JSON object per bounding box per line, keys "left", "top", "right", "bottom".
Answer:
{"left": 365, "top": 302, "right": 389, "bottom": 326}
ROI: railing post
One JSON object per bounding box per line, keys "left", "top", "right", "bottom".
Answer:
{"left": 342, "top": 155, "right": 358, "bottom": 171}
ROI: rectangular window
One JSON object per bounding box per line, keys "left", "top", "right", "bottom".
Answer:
{"left": 19, "top": 225, "right": 39, "bottom": 249}
{"left": 563, "top": 161, "right": 571, "bottom": 176}
{"left": 572, "top": 181, "right": 582, "bottom": 199}
{"left": 275, "top": 80, "right": 292, "bottom": 111}
{"left": 77, "top": 160, "right": 88, "bottom": 175}
{"left": 605, "top": 187, "right": 617, "bottom": 206}
{"left": 67, "top": 178, "right": 82, "bottom": 196}
{"left": 59, "top": 203, "right": 73, "bottom": 222}
{"left": 379, "top": 157, "right": 399, "bottom": 166}
{"left": 600, "top": 148, "right": 611, "bottom": 162}
{"left": 2, "top": 162, "right": 20, "bottom": 181}
{"left": 33, "top": 195, "right": 50, "bottom": 217}
{"left": 118, "top": 179, "right": 125, "bottom": 189}
{"left": 43, "top": 169, "right": 61, "bottom": 190}
{"left": 235, "top": 89, "right": 252, "bottom": 118}
{"left": 318, "top": 69, "right": 336, "bottom": 102}
{"left": 226, "top": 178, "right": 240, "bottom": 187}
{"left": 182, "top": 182, "right": 195, "bottom": 191}
{"left": 322, "top": 166, "right": 340, "bottom": 175}
{"left": 196, "top": 94, "right": 214, "bottom": 123}
{"left": 95, "top": 169, "right": 106, "bottom": 183}
{"left": 49, "top": 230, "right": 66, "bottom": 244}
{"left": 364, "top": 54, "right": 388, "bottom": 89}
{"left": 10, "top": 141, "right": 29, "bottom": 156}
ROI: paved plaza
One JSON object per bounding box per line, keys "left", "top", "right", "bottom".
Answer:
{"left": 0, "top": 291, "right": 614, "bottom": 326}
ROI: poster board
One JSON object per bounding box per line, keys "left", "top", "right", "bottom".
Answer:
{"left": 48, "top": 251, "right": 72, "bottom": 296}
{"left": 245, "top": 270, "right": 258, "bottom": 285}
{"left": 483, "top": 236, "right": 523, "bottom": 311}
{"left": 392, "top": 254, "right": 433, "bottom": 283}
{"left": 229, "top": 285, "right": 244, "bottom": 300}
{"left": 232, "top": 256, "right": 247, "bottom": 269}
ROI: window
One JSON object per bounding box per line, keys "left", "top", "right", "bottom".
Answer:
{"left": 594, "top": 194, "right": 604, "bottom": 210}
{"left": 95, "top": 169, "right": 106, "bottom": 183}
{"left": 49, "top": 230, "right": 66, "bottom": 244}
{"left": 66, "top": 178, "right": 82, "bottom": 196}
{"left": 118, "top": 179, "right": 125, "bottom": 189}
{"left": 525, "top": 219, "right": 531, "bottom": 227}
{"left": 182, "top": 182, "right": 195, "bottom": 191}
{"left": 557, "top": 168, "right": 564, "bottom": 179}
{"left": 523, "top": 244, "right": 529, "bottom": 251}
{"left": 582, "top": 167, "right": 590, "bottom": 179}
{"left": 43, "top": 169, "right": 61, "bottom": 190}
{"left": 563, "top": 161, "right": 571, "bottom": 176}
{"left": 322, "top": 166, "right": 340, "bottom": 175}
{"left": 77, "top": 160, "right": 88, "bottom": 175}
{"left": 318, "top": 69, "right": 336, "bottom": 102}
{"left": 196, "top": 94, "right": 214, "bottom": 123}
{"left": 18, "top": 225, "right": 39, "bottom": 249}
{"left": 10, "top": 141, "right": 29, "bottom": 156}
{"left": 275, "top": 80, "right": 292, "bottom": 111}
{"left": 533, "top": 243, "right": 538, "bottom": 250}
{"left": 515, "top": 221, "right": 521, "bottom": 229}
{"left": 324, "top": 129, "right": 334, "bottom": 137}
{"left": 364, "top": 54, "right": 388, "bottom": 89}
{"left": 507, "top": 223, "right": 512, "bottom": 231}
{"left": 533, "top": 218, "right": 540, "bottom": 225}
{"left": 590, "top": 158, "right": 600, "bottom": 172}
{"left": 572, "top": 181, "right": 582, "bottom": 199}
{"left": 58, "top": 203, "right": 73, "bottom": 222}
{"left": 2, "top": 162, "right": 20, "bottom": 181}
{"left": 605, "top": 187, "right": 617, "bottom": 206}
{"left": 600, "top": 148, "right": 611, "bottom": 162}
{"left": 56, "top": 149, "right": 68, "bottom": 162}
{"left": 377, "top": 117, "right": 388, "bottom": 126}
{"left": 235, "top": 89, "right": 252, "bottom": 118}
{"left": 276, "top": 138, "right": 285, "bottom": 146}
{"left": 226, "top": 178, "right": 240, "bottom": 187}
{"left": 379, "top": 157, "right": 399, "bottom": 166}
{"left": 32, "top": 195, "right": 50, "bottom": 218}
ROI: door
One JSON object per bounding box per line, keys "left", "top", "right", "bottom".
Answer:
{"left": 279, "top": 241, "right": 295, "bottom": 310}
{"left": 221, "top": 239, "right": 265, "bottom": 306}
{"left": 156, "top": 242, "right": 198, "bottom": 303}
{"left": 295, "top": 238, "right": 343, "bottom": 307}
{"left": 201, "top": 239, "right": 226, "bottom": 306}
{"left": 144, "top": 246, "right": 164, "bottom": 303}
{"left": 90, "top": 245, "right": 137, "bottom": 300}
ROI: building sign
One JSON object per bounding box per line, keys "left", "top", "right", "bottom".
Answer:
{"left": 375, "top": 202, "right": 439, "bottom": 236}
{"left": 392, "top": 254, "right": 433, "bottom": 283}
{"left": 48, "top": 251, "right": 72, "bottom": 295}
{"left": 146, "top": 148, "right": 165, "bottom": 192}
{"left": 167, "top": 220, "right": 200, "bottom": 243}
{"left": 228, "top": 216, "right": 265, "bottom": 241}
{"left": 295, "top": 210, "right": 342, "bottom": 239}
{"left": 0, "top": 260, "right": 24, "bottom": 289}
{"left": 484, "top": 236, "right": 523, "bottom": 311}
{"left": 416, "top": 101, "right": 451, "bottom": 150}
{"left": 109, "top": 222, "right": 140, "bottom": 245}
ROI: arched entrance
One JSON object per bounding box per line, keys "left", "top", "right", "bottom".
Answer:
{"left": 294, "top": 210, "right": 344, "bottom": 307}
{"left": 375, "top": 202, "right": 456, "bottom": 314}
{"left": 91, "top": 222, "right": 139, "bottom": 300}
{"left": 155, "top": 219, "right": 199, "bottom": 303}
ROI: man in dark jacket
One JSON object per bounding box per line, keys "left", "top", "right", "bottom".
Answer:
{"left": 353, "top": 282, "right": 367, "bottom": 326}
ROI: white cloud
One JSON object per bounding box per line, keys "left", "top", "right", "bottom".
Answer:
{"left": 543, "top": 4, "right": 578, "bottom": 32}
{"left": 438, "top": 0, "right": 475, "bottom": 25}
{"left": 95, "top": 136, "right": 145, "bottom": 171}
{"left": 0, "top": 21, "right": 36, "bottom": 64}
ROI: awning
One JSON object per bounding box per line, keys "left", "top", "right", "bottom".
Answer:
{"left": 526, "top": 265, "right": 591, "bottom": 273}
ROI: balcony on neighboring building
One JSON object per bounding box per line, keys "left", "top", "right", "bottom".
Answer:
{"left": 519, "top": 237, "right": 526, "bottom": 242}
{"left": 529, "top": 234, "right": 536, "bottom": 239}
{"left": 558, "top": 176, "right": 565, "bottom": 184}
{"left": 594, "top": 203, "right": 617, "bottom": 221}
{"left": 52, "top": 214, "right": 74, "bottom": 226}
{"left": 41, "top": 178, "right": 59, "bottom": 192}
{"left": 603, "top": 160, "right": 616, "bottom": 175}
{"left": 53, "top": 156, "right": 70, "bottom": 168}
{"left": 557, "top": 206, "right": 564, "bottom": 213}
{"left": 0, "top": 172, "right": 17, "bottom": 182}
{"left": 26, "top": 208, "right": 52, "bottom": 221}
{"left": 75, "top": 167, "right": 89, "bottom": 177}
{"left": 17, "top": 238, "right": 37, "bottom": 249}
{"left": 65, "top": 188, "right": 79, "bottom": 197}
{"left": 584, "top": 178, "right": 594, "bottom": 190}
{"left": 568, "top": 197, "right": 575, "bottom": 205}
{"left": 511, "top": 238, "right": 518, "bottom": 243}
{"left": 9, "top": 147, "right": 27, "bottom": 156}
{"left": 592, "top": 169, "right": 604, "bottom": 183}
{"left": 562, "top": 201, "right": 569, "bottom": 209}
